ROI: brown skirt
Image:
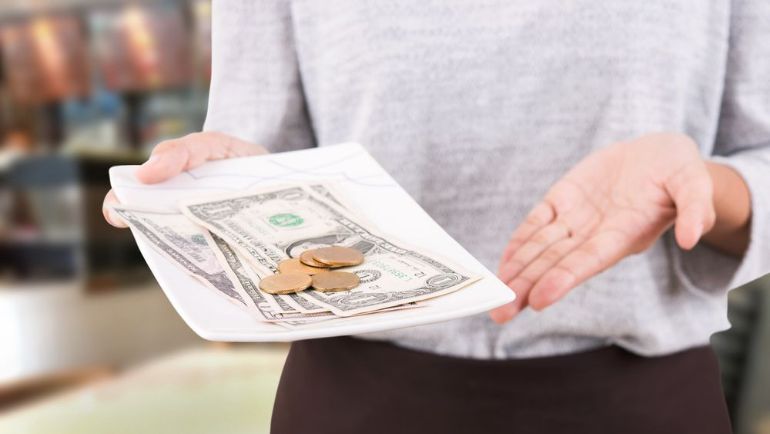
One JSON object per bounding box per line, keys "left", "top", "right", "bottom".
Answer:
{"left": 271, "top": 337, "right": 731, "bottom": 434}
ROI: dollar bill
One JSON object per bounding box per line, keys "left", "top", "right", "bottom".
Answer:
{"left": 220, "top": 249, "right": 304, "bottom": 315}
{"left": 204, "top": 231, "right": 337, "bottom": 326}
{"left": 113, "top": 205, "right": 336, "bottom": 326}
{"left": 280, "top": 292, "right": 329, "bottom": 313}
{"left": 180, "top": 183, "right": 480, "bottom": 316}
{"left": 111, "top": 206, "right": 250, "bottom": 309}
{"left": 113, "top": 201, "right": 431, "bottom": 328}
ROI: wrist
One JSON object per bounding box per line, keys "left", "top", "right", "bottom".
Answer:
{"left": 701, "top": 160, "right": 751, "bottom": 256}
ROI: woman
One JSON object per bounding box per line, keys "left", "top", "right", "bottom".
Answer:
{"left": 104, "top": 1, "right": 770, "bottom": 433}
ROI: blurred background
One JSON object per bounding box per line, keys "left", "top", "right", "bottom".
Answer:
{"left": 0, "top": 1, "right": 768, "bottom": 433}
{"left": 0, "top": 1, "right": 284, "bottom": 433}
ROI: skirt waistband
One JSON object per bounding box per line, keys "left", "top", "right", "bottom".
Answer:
{"left": 271, "top": 336, "right": 732, "bottom": 434}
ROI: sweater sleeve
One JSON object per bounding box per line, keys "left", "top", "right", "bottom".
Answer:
{"left": 202, "top": 0, "right": 316, "bottom": 152}
{"left": 671, "top": 0, "right": 770, "bottom": 293}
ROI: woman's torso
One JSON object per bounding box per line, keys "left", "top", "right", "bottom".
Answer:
{"left": 286, "top": 0, "right": 732, "bottom": 358}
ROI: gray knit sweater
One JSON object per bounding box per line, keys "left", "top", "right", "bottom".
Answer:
{"left": 204, "top": 0, "right": 770, "bottom": 358}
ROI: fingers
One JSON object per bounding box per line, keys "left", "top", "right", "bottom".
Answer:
{"left": 498, "top": 202, "right": 555, "bottom": 271}
{"left": 528, "top": 230, "right": 627, "bottom": 310}
{"left": 489, "top": 302, "right": 525, "bottom": 324}
{"left": 494, "top": 194, "right": 589, "bottom": 323}
{"left": 135, "top": 132, "right": 268, "bottom": 184}
{"left": 491, "top": 237, "right": 580, "bottom": 323}
{"left": 494, "top": 192, "right": 601, "bottom": 323}
{"left": 492, "top": 202, "right": 557, "bottom": 323}
{"left": 135, "top": 141, "right": 190, "bottom": 184}
{"left": 665, "top": 161, "right": 715, "bottom": 250}
{"left": 102, "top": 189, "right": 127, "bottom": 228}
{"left": 498, "top": 220, "right": 571, "bottom": 284}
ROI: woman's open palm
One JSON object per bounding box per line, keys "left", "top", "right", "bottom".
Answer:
{"left": 491, "top": 133, "right": 716, "bottom": 323}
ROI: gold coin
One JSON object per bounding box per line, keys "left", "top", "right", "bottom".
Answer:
{"left": 259, "top": 272, "right": 312, "bottom": 295}
{"left": 278, "top": 258, "right": 325, "bottom": 275}
{"left": 312, "top": 246, "right": 364, "bottom": 267}
{"left": 311, "top": 271, "right": 360, "bottom": 292}
{"left": 300, "top": 250, "right": 331, "bottom": 268}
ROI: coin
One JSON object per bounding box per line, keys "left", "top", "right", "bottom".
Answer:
{"left": 278, "top": 258, "right": 325, "bottom": 275}
{"left": 259, "top": 272, "right": 312, "bottom": 294}
{"left": 300, "top": 249, "right": 330, "bottom": 268}
{"left": 312, "top": 246, "right": 364, "bottom": 267}
{"left": 311, "top": 271, "right": 360, "bottom": 292}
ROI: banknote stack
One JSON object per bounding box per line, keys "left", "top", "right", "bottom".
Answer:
{"left": 112, "top": 182, "right": 480, "bottom": 329}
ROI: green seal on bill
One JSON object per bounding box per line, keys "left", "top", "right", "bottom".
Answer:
{"left": 268, "top": 213, "right": 304, "bottom": 227}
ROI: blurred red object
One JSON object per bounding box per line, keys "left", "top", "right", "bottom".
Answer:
{"left": 91, "top": 4, "right": 192, "bottom": 92}
{"left": 191, "top": 0, "right": 212, "bottom": 83}
{"left": 0, "top": 15, "right": 89, "bottom": 105}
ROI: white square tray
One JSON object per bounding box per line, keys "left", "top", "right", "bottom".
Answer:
{"left": 110, "top": 143, "right": 514, "bottom": 341}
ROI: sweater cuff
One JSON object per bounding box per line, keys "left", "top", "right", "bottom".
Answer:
{"left": 670, "top": 152, "right": 770, "bottom": 294}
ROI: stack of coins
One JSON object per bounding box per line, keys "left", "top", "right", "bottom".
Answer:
{"left": 259, "top": 246, "right": 364, "bottom": 294}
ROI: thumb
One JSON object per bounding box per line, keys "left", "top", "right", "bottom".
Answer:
{"left": 135, "top": 141, "right": 190, "bottom": 184}
{"left": 133, "top": 132, "right": 266, "bottom": 184}
{"left": 102, "top": 189, "right": 128, "bottom": 228}
{"left": 666, "top": 162, "right": 716, "bottom": 250}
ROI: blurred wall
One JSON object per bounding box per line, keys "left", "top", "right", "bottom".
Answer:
{"left": 0, "top": 281, "right": 201, "bottom": 382}
{"left": 0, "top": 0, "right": 211, "bottom": 384}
